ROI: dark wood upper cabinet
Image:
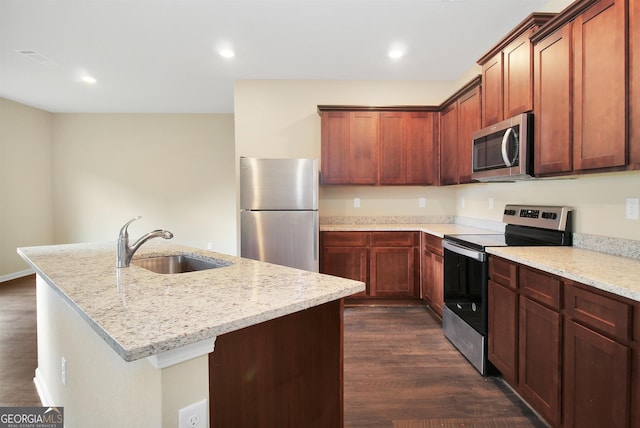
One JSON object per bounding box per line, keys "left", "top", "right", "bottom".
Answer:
{"left": 532, "top": 0, "right": 628, "bottom": 176}
{"left": 319, "top": 106, "right": 437, "bottom": 186}
{"left": 533, "top": 23, "right": 573, "bottom": 175}
{"left": 438, "top": 77, "right": 481, "bottom": 186}
{"left": 478, "top": 13, "right": 555, "bottom": 127}
{"left": 349, "top": 111, "right": 379, "bottom": 184}
{"left": 631, "top": 0, "right": 640, "bottom": 169}
{"left": 320, "top": 111, "right": 350, "bottom": 184}
{"left": 572, "top": 0, "right": 627, "bottom": 171}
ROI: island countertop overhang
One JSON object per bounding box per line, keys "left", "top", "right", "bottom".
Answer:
{"left": 18, "top": 241, "right": 365, "bottom": 363}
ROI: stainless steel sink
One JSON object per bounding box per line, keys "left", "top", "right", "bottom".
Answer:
{"left": 131, "top": 254, "right": 232, "bottom": 274}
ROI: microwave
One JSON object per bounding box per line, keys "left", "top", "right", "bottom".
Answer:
{"left": 471, "top": 112, "right": 533, "bottom": 182}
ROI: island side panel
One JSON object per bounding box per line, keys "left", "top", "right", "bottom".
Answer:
{"left": 209, "top": 299, "right": 344, "bottom": 428}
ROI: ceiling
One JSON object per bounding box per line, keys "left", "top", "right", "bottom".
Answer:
{"left": 0, "top": 0, "right": 552, "bottom": 114}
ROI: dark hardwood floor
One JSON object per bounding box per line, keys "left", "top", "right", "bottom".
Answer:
{"left": 343, "top": 306, "right": 546, "bottom": 428}
{"left": 1, "top": 276, "right": 545, "bottom": 427}
{"left": 0, "top": 275, "right": 40, "bottom": 406}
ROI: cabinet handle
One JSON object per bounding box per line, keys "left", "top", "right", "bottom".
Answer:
{"left": 501, "top": 127, "right": 519, "bottom": 167}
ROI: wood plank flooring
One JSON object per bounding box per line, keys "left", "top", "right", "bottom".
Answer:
{"left": 0, "top": 275, "right": 40, "bottom": 406}
{"left": 1, "top": 276, "right": 545, "bottom": 427}
{"left": 343, "top": 306, "right": 546, "bottom": 428}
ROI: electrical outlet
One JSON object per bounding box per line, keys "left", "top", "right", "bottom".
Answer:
{"left": 179, "top": 399, "right": 207, "bottom": 428}
{"left": 354, "top": 198, "right": 360, "bottom": 208}
{"left": 460, "top": 197, "right": 466, "bottom": 209}
{"left": 489, "top": 197, "right": 494, "bottom": 210}
{"left": 419, "top": 197, "right": 426, "bottom": 208}
{"left": 626, "top": 198, "right": 639, "bottom": 220}
{"left": 61, "top": 357, "right": 67, "bottom": 386}
{"left": 207, "top": 242, "right": 213, "bottom": 250}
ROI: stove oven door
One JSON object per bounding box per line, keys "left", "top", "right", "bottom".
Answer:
{"left": 442, "top": 240, "right": 488, "bottom": 335}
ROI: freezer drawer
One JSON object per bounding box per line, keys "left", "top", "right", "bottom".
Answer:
{"left": 241, "top": 210, "right": 319, "bottom": 272}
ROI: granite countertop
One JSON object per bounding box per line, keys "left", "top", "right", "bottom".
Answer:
{"left": 320, "top": 223, "right": 498, "bottom": 237}
{"left": 17, "top": 242, "right": 365, "bottom": 362}
{"left": 487, "top": 246, "right": 640, "bottom": 302}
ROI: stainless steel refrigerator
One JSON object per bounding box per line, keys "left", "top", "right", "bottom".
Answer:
{"left": 240, "top": 157, "right": 319, "bottom": 272}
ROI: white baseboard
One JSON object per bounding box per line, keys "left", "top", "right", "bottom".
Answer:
{"left": 34, "top": 368, "right": 55, "bottom": 406}
{"left": 0, "top": 269, "right": 35, "bottom": 283}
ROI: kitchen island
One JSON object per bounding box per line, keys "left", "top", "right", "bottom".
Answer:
{"left": 18, "top": 241, "right": 364, "bottom": 428}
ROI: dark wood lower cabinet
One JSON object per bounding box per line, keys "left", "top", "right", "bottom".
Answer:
{"left": 563, "top": 320, "right": 631, "bottom": 428}
{"left": 420, "top": 233, "right": 443, "bottom": 316}
{"left": 321, "top": 231, "right": 419, "bottom": 301}
{"left": 488, "top": 280, "right": 518, "bottom": 385}
{"left": 209, "top": 300, "right": 343, "bottom": 428}
{"left": 518, "top": 297, "right": 561, "bottom": 427}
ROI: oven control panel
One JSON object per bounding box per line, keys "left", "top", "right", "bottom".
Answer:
{"left": 503, "top": 205, "right": 572, "bottom": 231}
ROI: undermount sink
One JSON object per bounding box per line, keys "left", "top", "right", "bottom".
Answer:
{"left": 131, "top": 254, "right": 232, "bottom": 274}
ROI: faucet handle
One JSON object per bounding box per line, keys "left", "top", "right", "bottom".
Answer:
{"left": 119, "top": 216, "right": 142, "bottom": 238}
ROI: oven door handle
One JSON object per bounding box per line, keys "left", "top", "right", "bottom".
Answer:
{"left": 442, "top": 240, "right": 486, "bottom": 262}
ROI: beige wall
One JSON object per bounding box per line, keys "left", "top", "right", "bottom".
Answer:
{"left": 51, "top": 114, "right": 237, "bottom": 255}
{"left": 0, "top": 98, "right": 54, "bottom": 278}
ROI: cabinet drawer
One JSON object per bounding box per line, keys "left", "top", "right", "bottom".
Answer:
{"left": 489, "top": 256, "right": 518, "bottom": 289}
{"left": 422, "top": 233, "right": 443, "bottom": 255}
{"left": 564, "top": 284, "right": 631, "bottom": 342}
{"left": 321, "top": 231, "right": 368, "bottom": 247}
{"left": 519, "top": 267, "right": 561, "bottom": 310}
{"left": 370, "top": 231, "right": 417, "bottom": 247}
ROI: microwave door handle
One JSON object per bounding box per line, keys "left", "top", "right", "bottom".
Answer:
{"left": 501, "top": 128, "right": 515, "bottom": 167}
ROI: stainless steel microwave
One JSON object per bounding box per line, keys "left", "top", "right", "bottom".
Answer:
{"left": 471, "top": 112, "right": 533, "bottom": 182}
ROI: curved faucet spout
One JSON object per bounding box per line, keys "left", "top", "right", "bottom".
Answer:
{"left": 116, "top": 217, "right": 173, "bottom": 268}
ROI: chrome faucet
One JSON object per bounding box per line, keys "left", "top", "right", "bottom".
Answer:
{"left": 116, "top": 216, "right": 174, "bottom": 268}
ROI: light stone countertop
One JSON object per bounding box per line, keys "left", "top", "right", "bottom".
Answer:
{"left": 320, "top": 223, "right": 498, "bottom": 237}
{"left": 17, "top": 242, "right": 365, "bottom": 362}
{"left": 487, "top": 246, "right": 640, "bottom": 302}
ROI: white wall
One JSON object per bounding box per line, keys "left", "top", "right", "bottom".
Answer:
{"left": 0, "top": 98, "right": 54, "bottom": 278}
{"left": 51, "top": 114, "right": 237, "bottom": 255}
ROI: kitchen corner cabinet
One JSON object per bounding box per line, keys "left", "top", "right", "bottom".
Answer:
{"left": 478, "top": 13, "right": 556, "bottom": 127}
{"left": 320, "top": 231, "right": 419, "bottom": 300}
{"left": 318, "top": 107, "right": 437, "bottom": 186}
{"left": 420, "top": 233, "right": 443, "bottom": 317}
{"left": 532, "top": 0, "right": 627, "bottom": 176}
{"left": 439, "top": 78, "right": 481, "bottom": 186}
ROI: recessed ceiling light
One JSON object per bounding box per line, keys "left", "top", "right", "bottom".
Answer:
{"left": 219, "top": 49, "right": 235, "bottom": 59}
{"left": 388, "top": 49, "right": 404, "bottom": 59}
{"left": 81, "top": 75, "right": 97, "bottom": 84}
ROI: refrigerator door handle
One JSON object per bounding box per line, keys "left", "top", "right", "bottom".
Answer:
{"left": 313, "top": 214, "right": 318, "bottom": 262}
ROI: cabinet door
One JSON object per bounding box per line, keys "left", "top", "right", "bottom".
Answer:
{"left": 350, "top": 112, "right": 379, "bottom": 184}
{"left": 370, "top": 247, "right": 416, "bottom": 298}
{"left": 482, "top": 53, "right": 504, "bottom": 127}
{"left": 457, "top": 86, "right": 481, "bottom": 184}
{"left": 406, "top": 112, "right": 436, "bottom": 185}
{"left": 439, "top": 102, "right": 458, "bottom": 185}
{"left": 321, "top": 246, "right": 368, "bottom": 297}
{"left": 320, "top": 111, "right": 350, "bottom": 184}
{"left": 427, "top": 252, "right": 443, "bottom": 316}
{"left": 503, "top": 31, "right": 534, "bottom": 118}
{"left": 519, "top": 297, "right": 561, "bottom": 427}
{"left": 630, "top": 0, "right": 640, "bottom": 169}
{"left": 533, "top": 23, "right": 573, "bottom": 175}
{"left": 488, "top": 280, "right": 518, "bottom": 385}
{"left": 564, "top": 320, "right": 630, "bottom": 428}
{"left": 572, "top": 0, "right": 627, "bottom": 171}
{"left": 379, "top": 112, "right": 406, "bottom": 184}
